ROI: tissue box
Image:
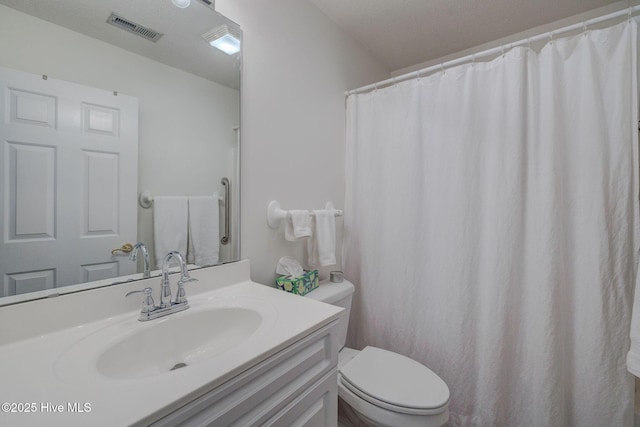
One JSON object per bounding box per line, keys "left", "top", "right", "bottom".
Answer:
{"left": 276, "top": 270, "right": 319, "bottom": 296}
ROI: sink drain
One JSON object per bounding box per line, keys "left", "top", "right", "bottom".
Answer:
{"left": 169, "top": 362, "right": 188, "bottom": 371}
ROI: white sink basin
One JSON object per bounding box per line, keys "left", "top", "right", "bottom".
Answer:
{"left": 54, "top": 296, "right": 277, "bottom": 384}
{"left": 97, "top": 307, "right": 262, "bottom": 379}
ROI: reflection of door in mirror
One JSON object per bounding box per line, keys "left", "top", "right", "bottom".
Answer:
{"left": 0, "top": 66, "right": 138, "bottom": 297}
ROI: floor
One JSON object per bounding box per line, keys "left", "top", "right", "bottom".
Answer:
{"left": 337, "top": 398, "right": 367, "bottom": 427}
{"left": 337, "top": 395, "right": 451, "bottom": 427}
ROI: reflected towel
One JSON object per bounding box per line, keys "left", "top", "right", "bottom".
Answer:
{"left": 153, "top": 196, "right": 188, "bottom": 268}
{"left": 188, "top": 194, "right": 220, "bottom": 266}
{"left": 308, "top": 210, "right": 336, "bottom": 267}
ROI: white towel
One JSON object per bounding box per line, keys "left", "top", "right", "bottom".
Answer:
{"left": 285, "top": 210, "right": 313, "bottom": 241}
{"left": 188, "top": 194, "right": 220, "bottom": 266}
{"left": 153, "top": 196, "right": 188, "bottom": 268}
{"left": 307, "top": 210, "right": 336, "bottom": 267}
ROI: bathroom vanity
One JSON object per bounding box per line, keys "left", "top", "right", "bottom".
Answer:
{"left": 0, "top": 260, "right": 342, "bottom": 426}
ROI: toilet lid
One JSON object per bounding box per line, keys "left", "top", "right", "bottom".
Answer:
{"left": 339, "top": 346, "right": 449, "bottom": 412}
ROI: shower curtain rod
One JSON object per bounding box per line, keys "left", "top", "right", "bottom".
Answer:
{"left": 346, "top": 5, "right": 640, "bottom": 96}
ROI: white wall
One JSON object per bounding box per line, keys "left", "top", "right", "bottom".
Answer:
{"left": 0, "top": 5, "right": 239, "bottom": 268}
{"left": 216, "top": 0, "right": 389, "bottom": 285}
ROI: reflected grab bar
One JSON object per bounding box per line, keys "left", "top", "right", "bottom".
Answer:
{"left": 221, "top": 177, "right": 230, "bottom": 245}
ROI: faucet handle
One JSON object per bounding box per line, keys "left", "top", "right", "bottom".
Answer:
{"left": 174, "top": 284, "right": 187, "bottom": 305}
{"left": 175, "top": 277, "right": 197, "bottom": 304}
{"left": 126, "top": 287, "right": 155, "bottom": 313}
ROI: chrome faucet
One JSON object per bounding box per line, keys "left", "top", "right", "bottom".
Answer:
{"left": 160, "top": 251, "right": 197, "bottom": 307}
{"left": 129, "top": 242, "right": 151, "bottom": 278}
{"left": 126, "top": 250, "right": 198, "bottom": 321}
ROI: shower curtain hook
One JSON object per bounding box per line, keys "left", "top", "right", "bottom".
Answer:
{"left": 548, "top": 31, "right": 554, "bottom": 45}
{"left": 440, "top": 63, "right": 445, "bottom": 76}
{"left": 501, "top": 45, "right": 505, "bottom": 58}
{"left": 471, "top": 53, "right": 476, "bottom": 67}
{"left": 582, "top": 22, "right": 588, "bottom": 37}
{"left": 629, "top": 7, "right": 633, "bottom": 23}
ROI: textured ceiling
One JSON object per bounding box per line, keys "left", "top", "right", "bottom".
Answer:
{"left": 309, "top": 0, "right": 623, "bottom": 72}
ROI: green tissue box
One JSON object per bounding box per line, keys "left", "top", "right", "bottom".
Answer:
{"left": 276, "top": 270, "right": 319, "bottom": 296}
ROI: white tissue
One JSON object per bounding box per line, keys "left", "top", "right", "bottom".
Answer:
{"left": 276, "top": 256, "right": 304, "bottom": 278}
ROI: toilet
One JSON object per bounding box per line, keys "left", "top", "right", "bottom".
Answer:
{"left": 306, "top": 280, "right": 450, "bottom": 427}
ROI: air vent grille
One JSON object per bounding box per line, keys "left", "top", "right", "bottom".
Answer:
{"left": 106, "top": 13, "right": 163, "bottom": 42}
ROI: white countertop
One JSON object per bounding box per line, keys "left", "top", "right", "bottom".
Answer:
{"left": 0, "top": 261, "right": 342, "bottom": 426}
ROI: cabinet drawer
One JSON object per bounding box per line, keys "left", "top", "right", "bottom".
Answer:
{"left": 265, "top": 369, "right": 337, "bottom": 427}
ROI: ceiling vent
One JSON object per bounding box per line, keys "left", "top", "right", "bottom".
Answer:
{"left": 106, "top": 13, "right": 163, "bottom": 42}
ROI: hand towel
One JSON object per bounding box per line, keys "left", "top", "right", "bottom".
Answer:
{"left": 307, "top": 210, "right": 336, "bottom": 267}
{"left": 153, "top": 196, "right": 188, "bottom": 268}
{"left": 187, "top": 194, "right": 220, "bottom": 267}
{"left": 284, "top": 210, "right": 313, "bottom": 241}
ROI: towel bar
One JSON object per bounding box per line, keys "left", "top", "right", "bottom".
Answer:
{"left": 266, "top": 200, "right": 343, "bottom": 229}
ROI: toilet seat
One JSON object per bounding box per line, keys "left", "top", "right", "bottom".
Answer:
{"left": 339, "top": 346, "right": 449, "bottom": 416}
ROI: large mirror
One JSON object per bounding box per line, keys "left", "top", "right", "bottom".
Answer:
{"left": 0, "top": 0, "right": 241, "bottom": 304}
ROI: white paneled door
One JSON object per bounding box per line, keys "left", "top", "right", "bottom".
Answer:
{"left": 0, "top": 67, "right": 138, "bottom": 297}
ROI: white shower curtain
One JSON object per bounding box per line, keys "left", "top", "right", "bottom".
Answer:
{"left": 344, "top": 21, "right": 638, "bottom": 426}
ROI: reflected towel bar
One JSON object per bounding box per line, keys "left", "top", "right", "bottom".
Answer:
{"left": 139, "top": 183, "right": 230, "bottom": 245}
{"left": 138, "top": 191, "right": 223, "bottom": 208}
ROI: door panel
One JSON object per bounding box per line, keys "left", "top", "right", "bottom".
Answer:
{"left": 7, "top": 141, "right": 56, "bottom": 240}
{"left": 9, "top": 88, "right": 56, "bottom": 128}
{"left": 82, "top": 102, "right": 120, "bottom": 136}
{"left": 83, "top": 150, "right": 119, "bottom": 236}
{"left": 81, "top": 262, "right": 119, "bottom": 283}
{"left": 3, "top": 269, "right": 55, "bottom": 296}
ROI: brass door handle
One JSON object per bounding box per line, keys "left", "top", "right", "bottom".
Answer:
{"left": 112, "top": 243, "right": 134, "bottom": 255}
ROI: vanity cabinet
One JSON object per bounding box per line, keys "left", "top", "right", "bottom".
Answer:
{"left": 0, "top": 262, "right": 343, "bottom": 427}
{"left": 151, "top": 321, "right": 339, "bottom": 427}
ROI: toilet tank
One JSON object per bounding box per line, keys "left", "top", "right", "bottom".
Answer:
{"left": 306, "top": 279, "right": 355, "bottom": 350}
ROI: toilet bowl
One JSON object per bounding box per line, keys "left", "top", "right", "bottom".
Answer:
{"left": 306, "top": 280, "right": 450, "bottom": 427}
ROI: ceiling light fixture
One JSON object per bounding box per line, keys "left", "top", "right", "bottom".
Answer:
{"left": 171, "top": 0, "right": 191, "bottom": 8}
{"left": 202, "top": 25, "right": 241, "bottom": 55}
